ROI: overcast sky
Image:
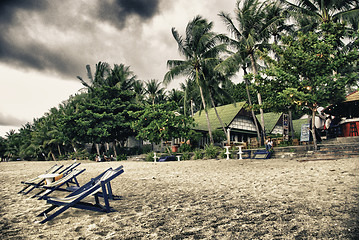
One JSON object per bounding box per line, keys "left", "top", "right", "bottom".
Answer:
{"left": 0, "top": 0, "right": 239, "bottom": 137}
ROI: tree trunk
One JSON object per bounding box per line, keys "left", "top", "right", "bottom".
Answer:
{"left": 50, "top": 151, "right": 56, "bottom": 161}
{"left": 249, "top": 53, "right": 266, "bottom": 145}
{"left": 243, "top": 70, "right": 261, "bottom": 141}
{"left": 289, "top": 110, "right": 295, "bottom": 139}
{"left": 112, "top": 141, "right": 117, "bottom": 158}
{"left": 95, "top": 143, "right": 100, "bottom": 155}
{"left": 196, "top": 69, "right": 214, "bottom": 144}
{"left": 311, "top": 108, "right": 318, "bottom": 151}
{"left": 57, "top": 144, "right": 62, "bottom": 156}
{"left": 191, "top": 99, "right": 194, "bottom": 117}
{"left": 209, "top": 91, "right": 229, "bottom": 145}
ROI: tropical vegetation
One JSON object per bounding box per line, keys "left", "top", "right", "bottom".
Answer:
{"left": 1, "top": 0, "right": 358, "bottom": 161}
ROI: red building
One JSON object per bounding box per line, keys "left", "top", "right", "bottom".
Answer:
{"left": 324, "top": 91, "right": 359, "bottom": 137}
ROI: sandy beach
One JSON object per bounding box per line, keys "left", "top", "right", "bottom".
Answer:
{"left": 1, "top": 157, "right": 358, "bottom": 239}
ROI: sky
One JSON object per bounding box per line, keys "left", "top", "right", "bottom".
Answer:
{"left": 0, "top": 0, "right": 238, "bottom": 137}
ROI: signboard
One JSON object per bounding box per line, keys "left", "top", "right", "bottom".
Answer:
{"left": 300, "top": 123, "right": 311, "bottom": 142}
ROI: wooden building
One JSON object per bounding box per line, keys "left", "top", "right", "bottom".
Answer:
{"left": 192, "top": 102, "right": 260, "bottom": 146}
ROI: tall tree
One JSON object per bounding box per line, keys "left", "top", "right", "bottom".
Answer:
{"left": 77, "top": 62, "right": 111, "bottom": 91}
{"left": 145, "top": 79, "right": 165, "bottom": 105}
{"left": 164, "top": 15, "right": 227, "bottom": 144}
{"left": 219, "top": 0, "right": 279, "bottom": 144}
{"left": 108, "top": 63, "right": 136, "bottom": 90}
{"left": 281, "top": 0, "right": 359, "bottom": 32}
{"left": 262, "top": 22, "right": 359, "bottom": 150}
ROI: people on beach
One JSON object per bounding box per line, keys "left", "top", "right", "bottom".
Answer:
{"left": 265, "top": 137, "right": 273, "bottom": 152}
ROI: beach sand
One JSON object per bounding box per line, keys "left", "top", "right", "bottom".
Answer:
{"left": 1, "top": 158, "right": 358, "bottom": 239}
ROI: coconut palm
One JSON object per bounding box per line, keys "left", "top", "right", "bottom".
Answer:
{"left": 219, "top": 0, "right": 279, "bottom": 143}
{"left": 133, "top": 80, "right": 145, "bottom": 104}
{"left": 281, "top": 0, "right": 359, "bottom": 32}
{"left": 167, "top": 89, "right": 184, "bottom": 113}
{"left": 164, "top": 15, "right": 227, "bottom": 144}
{"left": 180, "top": 79, "right": 201, "bottom": 117}
{"left": 108, "top": 63, "right": 136, "bottom": 90}
{"left": 145, "top": 79, "right": 165, "bottom": 105}
{"left": 77, "top": 62, "right": 111, "bottom": 91}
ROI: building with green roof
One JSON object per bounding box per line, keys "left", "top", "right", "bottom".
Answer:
{"left": 192, "top": 102, "right": 261, "bottom": 144}
{"left": 256, "top": 112, "right": 284, "bottom": 135}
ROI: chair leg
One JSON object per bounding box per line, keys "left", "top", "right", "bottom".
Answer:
{"left": 36, "top": 205, "right": 58, "bottom": 218}
{"left": 18, "top": 185, "right": 30, "bottom": 194}
{"left": 38, "top": 204, "right": 73, "bottom": 224}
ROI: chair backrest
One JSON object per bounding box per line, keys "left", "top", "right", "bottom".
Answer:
{"left": 43, "top": 169, "right": 85, "bottom": 187}
{"left": 58, "top": 161, "right": 81, "bottom": 174}
{"left": 53, "top": 166, "right": 123, "bottom": 203}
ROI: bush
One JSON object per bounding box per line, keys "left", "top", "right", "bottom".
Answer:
{"left": 193, "top": 149, "right": 203, "bottom": 160}
{"left": 204, "top": 144, "right": 219, "bottom": 159}
{"left": 116, "top": 154, "right": 127, "bottom": 161}
{"left": 181, "top": 152, "right": 191, "bottom": 160}
{"left": 213, "top": 129, "right": 226, "bottom": 143}
{"left": 219, "top": 149, "right": 227, "bottom": 159}
{"left": 145, "top": 152, "right": 156, "bottom": 162}
{"left": 178, "top": 143, "right": 191, "bottom": 153}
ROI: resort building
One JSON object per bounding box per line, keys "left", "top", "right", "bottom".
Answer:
{"left": 191, "top": 102, "right": 261, "bottom": 146}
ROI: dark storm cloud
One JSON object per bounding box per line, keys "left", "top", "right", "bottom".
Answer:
{"left": 0, "top": 0, "right": 161, "bottom": 79}
{"left": 98, "top": 0, "right": 160, "bottom": 29}
{"left": 0, "top": 0, "right": 48, "bottom": 24}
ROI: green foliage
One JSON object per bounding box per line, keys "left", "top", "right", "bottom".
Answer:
{"left": 260, "top": 23, "right": 358, "bottom": 114}
{"left": 146, "top": 152, "right": 156, "bottom": 162}
{"left": 219, "top": 148, "right": 227, "bottom": 159}
{"left": 178, "top": 143, "right": 191, "bottom": 153}
{"left": 213, "top": 129, "right": 226, "bottom": 144}
{"left": 204, "top": 144, "right": 219, "bottom": 159}
{"left": 181, "top": 152, "right": 191, "bottom": 160}
{"left": 130, "top": 102, "right": 195, "bottom": 145}
{"left": 193, "top": 149, "right": 203, "bottom": 160}
{"left": 116, "top": 154, "right": 127, "bottom": 161}
{"left": 62, "top": 86, "right": 141, "bottom": 146}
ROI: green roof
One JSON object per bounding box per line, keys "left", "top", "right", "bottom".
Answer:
{"left": 256, "top": 112, "right": 283, "bottom": 134}
{"left": 193, "top": 102, "right": 247, "bottom": 131}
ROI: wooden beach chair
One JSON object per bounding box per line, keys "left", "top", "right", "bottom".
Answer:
{"left": 32, "top": 168, "right": 86, "bottom": 200}
{"left": 36, "top": 166, "right": 124, "bottom": 224}
{"left": 19, "top": 161, "right": 80, "bottom": 195}
{"left": 18, "top": 164, "right": 63, "bottom": 194}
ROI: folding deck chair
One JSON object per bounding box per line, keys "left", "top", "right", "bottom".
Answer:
{"left": 18, "top": 161, "right": 80, "bottom": 195}
{"left": 18, "top": 164, "right": 63, "bottom": 194}
{"left": 37, "top": 166, "right": 124, "bottom": 224}
{"left": 32, "top": 168, "right": 86, "bottom": 200}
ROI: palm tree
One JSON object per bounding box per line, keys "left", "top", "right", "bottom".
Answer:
{"left": 167, "top": 89, "right": 184, "bottom": 113}
{"left": 108, "top": 63, "right": 136, "bottom": 90}
{"left": 145, "top": 79, "right": 165, "bottom": 105}
{"left": 180, "top": 79, "right": 201, "bottom": 117}
{"left": 77, "top": 62, "right": 111, "bottom": 91}
{"left": 219, "top": 0, "right": 278, "bottom": 143}
{"left": 201, "top": 61, "right": 235, "bottom": 145}
{"left": 281, "top": 0, "right": 359, "bottom": 32}
{"left": 133, "top": 80, "right": 145, "bottom": 104}
{"left": 164, "top": 15, "right": 227, "bottom": 144}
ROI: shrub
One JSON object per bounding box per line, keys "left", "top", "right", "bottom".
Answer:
{"left": 145, "top": 152, "right": 157, "bottom": 162}
{"left": 181, "top": 152, "right": 191, "bottom": 160}
{"left": 204, "top": 144, "right": 219, "bottom": 159}
{"left": 178, "top": 143, "right": 191, "bottom": 153}
{"left": 213, "top": 129, "right": 226, "bottom": 144}
{"left": 116, "top": 154, "right": 127, "bottom": 161}
{"left": 219, "top": 149, "right": 227, "bottom": 159}
{"left": 193, "top": 149, "right": 203, "bottom": 160}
